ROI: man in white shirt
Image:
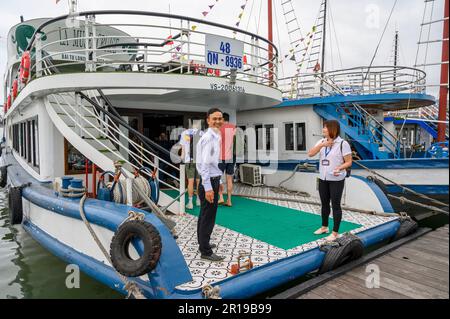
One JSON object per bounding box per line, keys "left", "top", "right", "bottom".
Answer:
{"left": 196, "top": 108, "right": 225, "bottom": 262}
{"left": 179, "top": 123, "right": 203, "bottom": 209}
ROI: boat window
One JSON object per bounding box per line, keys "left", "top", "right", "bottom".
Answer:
{"left": 296, "top": 123, "right": 306, "bottom": 151}
{"left": 285, "top": 123, "right": 294, "bottom": 151}
{"left": 255, "top": 124, "right": 263, "bottom": 150}
{"left": 264, "top": 124, "right": 275, "bottom": 151}
{"left": 10, "top": 116, "right": 40, "bottom": 172}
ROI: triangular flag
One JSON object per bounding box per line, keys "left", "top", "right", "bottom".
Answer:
{"left": 176, "top": 46, "right": 181, "bottom": 51}
{"left": 166, "top": 35, "right": 174, "bottom": 46}
{"left": 312, "top": 26, "right": 317, "bottom": 32}
{"left": 290, "top": 55, "right": 296, "bottom": 61}
{"left": 284, "top": 54, "right": 289, "bottom": 58}
{"left": 236, "top": 22, "right": 240, "bottom": 27}
{"left": 209, "top": 4, "right": 215, "bottom": 9}
{"left": 313, "top": 62, "right": 321, "bottom": 72}
{"left": 241, "top": 4, "right": 246, "bottom": 9}
{"left": 191, "top": 25, "right": 197, "bottom": 31}
{"left": 202, "top": 11, "right": 209, "bottom": 16}
{"left": 309, "top": 33, "right": 313, "bottom": 38}
{"left": 289, "top": 48, "right": 294, "bottom": 53}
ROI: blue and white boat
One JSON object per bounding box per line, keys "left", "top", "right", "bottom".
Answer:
{"left": 0, "top": 4, "right": 438, "bottom": 299}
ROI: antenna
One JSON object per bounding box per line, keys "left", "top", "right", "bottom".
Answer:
{"left": 68, "top": 0, "right": 78, "bottom": 15}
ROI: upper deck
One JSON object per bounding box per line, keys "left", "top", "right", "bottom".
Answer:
{"left": 4, "top": 11, "right": 282, "bottom": 114}
{"left": 278, "top": 65, "right": 435, "bottom": 111}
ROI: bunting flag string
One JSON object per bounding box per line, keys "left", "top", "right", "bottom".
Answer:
{"left": 233, "top": 0, "right": 249, "bottom": 35}
{"left": 279, "top": 24, "right": 317, "bottom": 64}
{"left": 191, "top": 0, "right": 220, "bottom": 31}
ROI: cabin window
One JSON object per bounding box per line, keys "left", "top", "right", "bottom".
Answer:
{"left": 11, "top": 117, "right": 40, "bottom": 172}
{"left": 296, "top": 123, "right": 306, "bottom": 151}
{"left": 285, "top": 123, "right": 294, "bottom": 151}
{"left": 285, "top": 122, "right": 306, "bottom": 151}
{"left": 255, "top": 124, "right": 263, "bottom": 150}
{"left": 264, "top": 124, "right": 274, "bottom": 151}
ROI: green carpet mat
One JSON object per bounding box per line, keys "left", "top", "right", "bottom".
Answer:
{"left": 164, "top": 190, "right": 361, "bottom": 250}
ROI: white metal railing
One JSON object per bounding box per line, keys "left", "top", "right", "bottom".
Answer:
{"left": 24, "top": 11, "right": 279, "bottom": 88}
{"left": 48, "top": 91, "right": 186, "bottom": 212}
{"left": 279, "top": 66, "right": 427, "bottom": 99}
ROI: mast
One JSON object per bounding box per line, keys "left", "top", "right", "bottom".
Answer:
{"left": 319, "top": 0, "right": 327, "bottom": 95}
{"left": 321, "top": 0, "right": 327, "bottom": 74}
{"left": 268, "top": 0, "right": 274, "bottom": 86}
{"left": 393, "top": 30, "right": 399, "bottom": 92}
{"left": 437, "top": 0, "right": 449, "bottom": 142}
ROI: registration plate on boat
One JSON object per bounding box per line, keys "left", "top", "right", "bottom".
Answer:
{"left": 210, "top": 83, "right": 246, "bottom": 93}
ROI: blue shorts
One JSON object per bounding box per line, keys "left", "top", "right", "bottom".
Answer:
{"left": 218, "top": 162, "right": 235, "bottom": 176}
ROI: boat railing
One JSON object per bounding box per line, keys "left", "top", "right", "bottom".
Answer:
{"left": 279, "top": 66, "right": 427, "bottom": 99}
{"left": 48, "top": 90, "right": 187, "bottom": 212}
{"left": 23, "top": 10, "right": 279, "bottom": 88}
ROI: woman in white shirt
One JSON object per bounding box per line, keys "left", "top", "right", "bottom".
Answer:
{"left": 308, "top": 120, "right": 352, "bottom": 241}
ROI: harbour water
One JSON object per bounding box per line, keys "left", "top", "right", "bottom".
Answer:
{"left": 0, "top": 188, "right": 121, "bottom": 299}
{"left": 0, "top": 186, "right": 447, "bottom": 299}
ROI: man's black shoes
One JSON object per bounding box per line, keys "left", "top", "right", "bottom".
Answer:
{"left": 201, "top": 253, "right": 225, "bottom": 262}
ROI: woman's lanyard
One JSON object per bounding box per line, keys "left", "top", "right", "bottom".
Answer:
{"left": 324, "top": 146, "right": 332, "bottom": 158}
{"left": 322, "top": 141, "right": 332, "bottom": 166}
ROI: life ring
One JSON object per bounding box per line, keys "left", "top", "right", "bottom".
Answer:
{"left": 110, "top": 220, "right": 162, "bottom": 277}
{"left": 318, "top": 234, "right": 364, "bottom": 274}
{"left": 0, "top": 166, "right": 8, "bottom": 188}
{"left": 19, "top": 51, "right": 31, "bottom": 84}
{"left": 8, "top": 186, "right": 23, "bottom": 224}
{"left": 12, "top": 79, "right": 18, "bottom": 99}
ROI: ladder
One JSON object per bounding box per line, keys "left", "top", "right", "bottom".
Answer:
{"left": 280, "top": 0, "right": 306, "bottom": 65}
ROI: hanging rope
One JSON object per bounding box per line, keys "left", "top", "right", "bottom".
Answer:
{"left": 328, "top": 0, "right": 343, "bottom": 69}
{"left": 273, "top": 0, "right": 286, "bottom": 79}
{"left": 353, "top": 160, "right": 448, "bottom": 207}
{"left": 363, "top": 0, "right": 398, "bottom": 82}
{"left": 78, "top": 195, "right": 146, "bottom": 299}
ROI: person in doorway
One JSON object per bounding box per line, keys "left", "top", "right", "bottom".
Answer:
{"left": 179, "top": 122, "right": 203, "bottom": 210}
{"left": 196, "top": 108, "right": 225, "bottom": 261}
{"left": 308, "top": 120, "right": 352, "bottom": 241}
{"left": 218, "top": 112, "right": 237, "bottom": 207}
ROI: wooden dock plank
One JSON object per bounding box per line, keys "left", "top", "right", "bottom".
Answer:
{"left": 296, "top": 226, "right": 449, "bottom": 299}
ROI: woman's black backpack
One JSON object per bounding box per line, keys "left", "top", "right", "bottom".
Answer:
{"left": 340, "top": 141, "right": 352, "bottom": 178}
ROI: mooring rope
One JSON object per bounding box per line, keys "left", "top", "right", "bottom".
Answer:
{"left": 353, "top": 160, "right": 448, "bottom": 207}
{"left": 78, "top": 194, "right": 146, "bottom": 299}
{"left": 387, "top": 194, "right": 449, "bottom": 215}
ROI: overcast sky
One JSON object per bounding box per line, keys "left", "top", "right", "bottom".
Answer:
{"left": 0, "top": 0, "right": 446, "bottom": 103}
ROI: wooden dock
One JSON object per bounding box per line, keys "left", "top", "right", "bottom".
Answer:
{"left": 298, "top": 225, "right": 449, "bottom": 299}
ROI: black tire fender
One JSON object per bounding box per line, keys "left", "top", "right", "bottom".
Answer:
{"left": 318, "top": 234, "right": 364, "bottom": 274}
{"left": 391, "top": 217, "right": 418, "bottom": 241}
{"left": 110, "top": 220, "right": 162, "bottom": 277}
{"left": 8, "top": 186, "right": 23, "bottom": 225}
{"left": 0, "top": 166, "right": 8, "bottom": 188}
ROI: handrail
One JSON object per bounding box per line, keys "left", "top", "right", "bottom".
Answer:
{"left": 25, "top": 10, "right": 279, "bottom": 56}
{"left": 280, "top": 65, "right": 427, "bottom": 99}
{"left": 49, "top": 92, "right": 181, "bottom": 191}
{"left": 24, "top": 12, "right": 279, "bottom": 88}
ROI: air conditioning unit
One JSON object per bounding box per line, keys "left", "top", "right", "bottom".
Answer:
{"left": 239, "top": 164, "right": 263, "bottom": 186}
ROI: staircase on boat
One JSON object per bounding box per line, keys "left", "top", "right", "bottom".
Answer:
{"left": 45, "top": 91, "right": 184, "bottom": 214}
{"left": 387, "top": 104, "right": 450, "bottom": 139}
{"left": 314, "top": 103, "right": 401, "bottom": 159}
